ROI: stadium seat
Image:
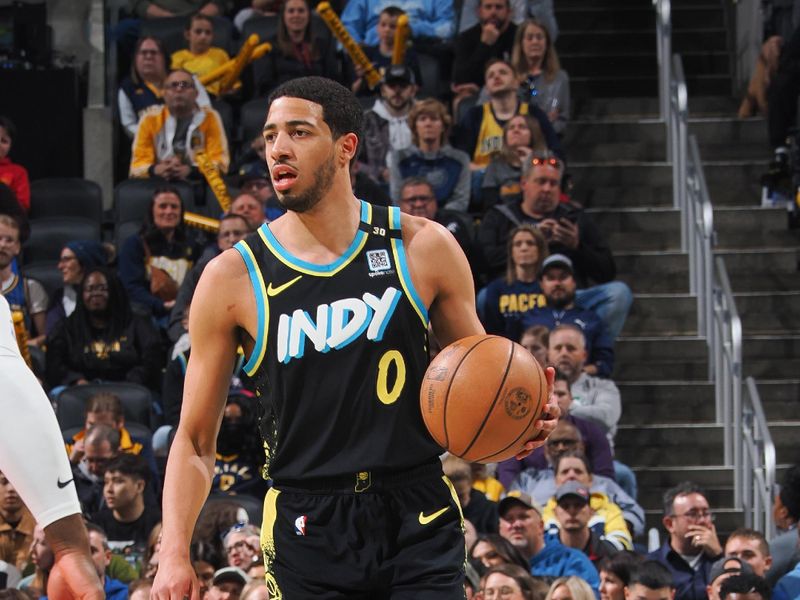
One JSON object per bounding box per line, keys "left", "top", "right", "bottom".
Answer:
{"left": 205, "top": 492, "right": 264, "bottom": 527}
{"left": 211, "top": 98, "right": 235, "bottom": 146}
{"left": 23, "top": 261, "right": 63, "bottom": 298}
{"left": 240, "top": 15, "right": 279, "bottom": 45}
{"left": 417, "top": 52, "right": 444, "bottom": 100}
{"left": 22, "top": 217, "right": 101, "bottom": 266}
{"left": 141, "top": 15, "right": 235, "bottom": 56}
{"left": 240, "top": 96, "right": 269, "bottom": 146}
{"left": 56, "top": 382, "right": 154, "bottom": 430}
{"left": 29, "top": 178, "right": 103, "bottom": 222}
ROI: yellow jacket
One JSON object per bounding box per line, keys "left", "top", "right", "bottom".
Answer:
{"left": 543, "top": 490, "right": 633, "bottom": 551}
{"left": 130, "top": 104, "right": 229, "bottom": 178}
{"left": 171, "top": 47, "right": 230, "bottom": 96}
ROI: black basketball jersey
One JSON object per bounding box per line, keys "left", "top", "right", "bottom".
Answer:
{"left": 233, "top": 201, "right": 442, "bottom": 482}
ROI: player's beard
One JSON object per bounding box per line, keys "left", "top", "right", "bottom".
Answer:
{"left": 276, "top": 150, "right": 336, "bottom": 213}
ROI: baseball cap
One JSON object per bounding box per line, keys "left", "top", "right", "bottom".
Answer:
{"left": 540, "top": 253, "right": 574, "bottom": 276}
{"left": 383, "top": 64, "right": 416, "bottom": 86}
{"left": 498, "top": 491, "right": 543, "bottom": 517}
{"left": 555, "top": 480, "right": 591, "bottom": 505}
{"left": 212, "top": 566, "right": 249, "bottom": 587}
{"left": 709, "top": 557, "right": 754, "bottom": 584}
{"left": 238, "top": 162, "right": 270, "bottom": 186}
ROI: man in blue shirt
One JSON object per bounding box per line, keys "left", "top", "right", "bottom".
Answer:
{"left": 498, "top": 491, "right": 600, "bottom": 592}
{"left": 86, "top": 524, "right": 128, "bottom": 600}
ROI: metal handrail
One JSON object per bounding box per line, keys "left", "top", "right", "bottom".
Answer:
{"left": 742, "top": 377, "right": 777, "bottom": 538}
{"left": 687, "top": 136, "right": 715, "bottom": 345}
{"left": 655, "top": 0, "right": 672, "bottom": 121}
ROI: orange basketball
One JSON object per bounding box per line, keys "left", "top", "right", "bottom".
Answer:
{"left": 420, "top": 334, "right": 548, "bottom": 463}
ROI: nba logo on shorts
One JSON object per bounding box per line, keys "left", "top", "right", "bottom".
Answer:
{"left": 294, "top": 515, "right": 307, "bottom": 536}
{"left": 367, "top": 250, "right": 391, "bottom": 273}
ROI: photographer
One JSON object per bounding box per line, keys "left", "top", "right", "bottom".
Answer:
{"left": 478, "top": 153, "right": 632, "bottom": 339}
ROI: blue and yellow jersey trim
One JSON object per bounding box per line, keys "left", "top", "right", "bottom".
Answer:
{"left": 234, "top": 240, "right": 270, "bottom": 376}
{"left": 387, "top": 206, "right": 429, "bottom": 328}
{"left": 257, "top": 201, "right": 372, "bottom": 277}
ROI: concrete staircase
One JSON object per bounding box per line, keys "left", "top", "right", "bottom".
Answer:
{"left": 556, "top": 0, "right": 800, "bottom": 536}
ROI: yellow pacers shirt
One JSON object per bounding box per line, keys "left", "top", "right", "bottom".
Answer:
{"left": 171, "top": 46, "right": 230, "bottom": 95}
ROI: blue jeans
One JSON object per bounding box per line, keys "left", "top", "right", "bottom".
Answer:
{"left": 614, "top": 460, "right": 638, "bottom": 500}
{"left": 575, "top": 281, "right": 633, "bottom": 339}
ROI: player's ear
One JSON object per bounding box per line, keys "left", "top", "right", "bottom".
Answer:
{"left": 338, "top": 133, "right": 358, "bottom": 165}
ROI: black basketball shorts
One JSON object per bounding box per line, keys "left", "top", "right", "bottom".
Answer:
{"left": 260, "top": 463, "right": 467, "bottom": 599}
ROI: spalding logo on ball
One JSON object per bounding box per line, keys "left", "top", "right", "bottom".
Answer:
{"left": 420, "top": 334, "right": 547, "bottom": 463}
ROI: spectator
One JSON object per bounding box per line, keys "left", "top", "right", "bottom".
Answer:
{"left": 458, "top": 0, "right": 556, "bottom": 39}
{"left": 222, "top": 524, "right": 261, "bottom": 574}
{"left": 472, "top": 463, "right": 505, "bottom": 502}
{"left": 171, "top": 13, "right": 230, "bottom": 97}
{"left": 0, "top": 472, "right": 34, "bottom": 572}
{"left": 256, "top": 0, "right": 339, "bottom": 94}
{"left": 229, "top": 192, "right": 267, "bottom": 231}
{"left": 0, "top": 117, "right": 29, "bottom": 212}
{"left": 442, "top": 455, "right": 498, "bottom": 534}
{"left": 512, "top": 450, "right": 644, "bottom": 540}
{"left": 548, "top": 323, "right": 620, "bottom": 433}
{"left": 481, "top": 114, "right": 547, "bottom": 211}
{"left": 545, "top": 576, "right": 595, "bottom": 600}
{"left": 129, "top": 1, "right": 224, "bottom": 18}
{"left": 625, "top": 560, "right": 676, "bottom": 600}
{"left": 545, "top": 481, "right": 626, "bottom": 567}
{"left": 349, "top": 7, "right": 422, "bottom": 97}
{"left": 340, "top": 0, "right": 455, "bottom": 46}
{"left": 17, "top": 525, "right": 51, "bottom": 597}
{"left": 480, "top": 563, "right": 548, "bottom": 600}
{"left": 482, "top": 224, "right": 547, "bottom": 338}
{"left": 767, "top": 463, "right": 800, "bottom": 585}
{"left": 46, "top": 240, "right": 109, "bottom": 336}
{"left": 648, "top": 481, "right": 723, "bottom": 600}
{"left": 389, "top": 98, "right": 471, "bottom": 212}
{"left": 212, "top": 393, "right": 268, "bottom": 497}
{"left": 454, "top": 59, "right": 560, "bottom": 175}
{"left": 477, "top": 154, "right": 632, "bottom": 339}
{"left": 167, "top": 213, "right": 252, "bottom": 343}
{"left": 85, "top": 524, "right": 130, "bottom": 600}
{"left": 598, "top": 552, "right": 642, "bottom": 600}
{"left": 471, "top": 533, "right": 531, "bottom": 570}
{"left": 498, "top": 491, "right": 600, "bottom": 589}
{"left": 92, "top": 454, "right": 161, "bottom": 555}
{"left": 130, "top": 69, "right": 229, "bottom": 180}
{"left": 234, "top": 0, "right": 281, "bottom": 32}
{"left": 236, "top": 163, "right": 282, "bottom": 222}
{"left": 398, "top": 177, "right": 474, "bottom": 261}
{"left": 361, "top": 65, "right": 418, "bottom": 187}
{"left": 0, "top": 214, "right": 47, "bottom": 346}
{"left": 142, "top": 522, "right": 161, "bottom": 578}
{"left": 725, "top": 528, "right": 773, "bottom": 578}
{"left": 118, "top": 187, "right": 201, "bottom": 320}
{"left": 44, "top": 267, "right": 164, "bottom": 392}
{"left": 453, "top": 0, "right": 517, "bottom": 94}
{"left": 774, "top": 541, "right": 800, "bottom": 600}
{"left": 708, "top": 557, "right": 755, "bottom": 600}
{"left": 520, "top": 324, "right": 549, "bottom": 369}
{"left": 511, "top": 19, "right": 569, "bottom": 133}
{"left": 720, "top": 573, "right": 771, "bottom": 600}
{"left": 72, "top": 424, "right": 120, "bottom": 514}
{"left": 208, "top": 566, "right": 248, "bottom": 600}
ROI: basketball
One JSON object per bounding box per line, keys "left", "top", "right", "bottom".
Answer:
{"left": 420, "top": 334, "right": 548, "bottom": 463}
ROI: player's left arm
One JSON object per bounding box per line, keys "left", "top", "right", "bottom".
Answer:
{"left": 403, "top": 217, "right": 560, "bottom": 457}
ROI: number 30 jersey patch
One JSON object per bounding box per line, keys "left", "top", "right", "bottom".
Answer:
{"left": 234, "top": 201, "right": 441, "bottom": 482}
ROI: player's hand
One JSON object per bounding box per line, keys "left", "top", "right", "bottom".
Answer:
{"left": 686, "top": 523, "right": 722, "bottom": 557}
{"left": 47, "top": 550, "right": 104, "bottom": 600}
{"left": 515, "top": 366, "right": 560, "bottom": 460}
{"left": 152, "top": 554, "right": 201, "bottom": 600}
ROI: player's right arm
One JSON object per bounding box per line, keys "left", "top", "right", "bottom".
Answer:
{"left": 152, "top": 251, "right": 252, "bottom": 600}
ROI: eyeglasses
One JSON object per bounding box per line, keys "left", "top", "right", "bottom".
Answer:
{"left": 672, "top": 510, "right": 715, "bottom": 522}
{"left": 166, "top": 80, "right": 194, "bottom": 90}
{"left": 546, "top": 438, "right": 578, "bottom": 448}
{"left": 83, "top": 284, "right": 109, "bottom": 294}
{"left": 401, "top": 195, "right": 436, "bottom": 203}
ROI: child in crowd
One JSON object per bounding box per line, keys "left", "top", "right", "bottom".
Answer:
{"left": 351, "top": 6, "right": 422, "bottom": 96}
{"left": 171, "top": 13, "right": 230, "bottom": 96}
{"left": 0, "top": 116, "right": 30, "bottom": 212}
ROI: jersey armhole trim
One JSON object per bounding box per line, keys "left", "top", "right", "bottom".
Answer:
{"left": 234, "top": 240, "right": 269, "bottom": 376}
{"left": 387, "top": 206, "right": 429, "bottom": 327}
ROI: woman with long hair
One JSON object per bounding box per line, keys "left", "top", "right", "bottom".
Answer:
{"left": 45, "top": 267, "right": 164, "bottom": 392}
{"left": 481, "top": 224, "right": 548, "bottom": 340}
{"left": 257, "top": 0, "right": 340, "bottom": 93}
{"left": 511, "top": 19, "right": 570, "bottom": 133}
{"left": 481, "top": 114, "right": 548, "bottom": 211}
{"left": 544, "top": 576, "right": 595, "bottom": 600}
{"left": 470, "top": 534, "right": 530, "bottom": 571}
{"left": 479, "top": 563, "right": 549, "bottom": 600}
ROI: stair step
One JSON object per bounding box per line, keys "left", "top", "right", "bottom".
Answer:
{"left": 571, "top": 76, "right": 658, "bottom": 99}
{"left": 614, "top": 359, "right": 710, "bottom": 381}
{"left": 738, "top": 294, "right": 800, "bottom": 333}
{"left": 572, "top": 96, "right": 740, "bottom": 119}
{"left": 622, "top": 294, "right": 698, "bottom": 336}
{"left": 561, "top": 53, "right": 659, "bottom": 78}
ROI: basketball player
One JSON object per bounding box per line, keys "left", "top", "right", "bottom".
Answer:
{"left": 0, "top": 294, "right": 104, "bottom": 599}
{"left": 152, "top": 77, "right": 560, "bottom": 599}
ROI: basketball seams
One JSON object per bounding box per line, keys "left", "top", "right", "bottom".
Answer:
{"left": 456, "top": 338, "right": 514, "bottom": 459}
{"left": 472, "top": 357, "right": 545, "bottom": 463}
{"left": 442, "top": 336, "right": 498, "bottom": 453}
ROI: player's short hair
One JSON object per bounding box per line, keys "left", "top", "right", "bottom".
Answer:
{"left": 719, "top": 573, "right": 771, "bottom": 600}
{"left": 726, "top": 527, "right": 771, "bottom": 557}
{"left": 105, "top": 453, "right": 150, "bottom": 484}
{"left": 267, "top": 77, "right": 364, "bottom": 144}
{"left": 628, "top": 560, "right": 674, "bottom": 591}
{"left": 663, "top": 481, "right": 708, "bottom": 516}
{"left": 379, "top": 5, "right": 406, "bottom": 18}
{"left": 86, "top": 392, "right": 124, "bottom": 420}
